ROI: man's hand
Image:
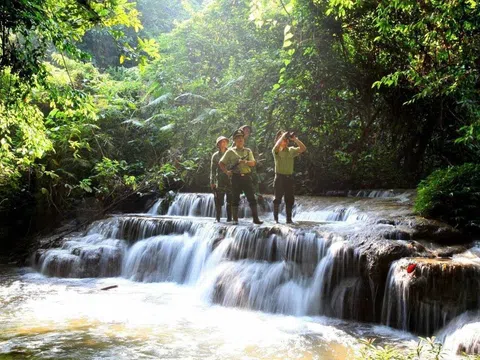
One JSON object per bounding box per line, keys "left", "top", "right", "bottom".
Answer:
{"left": 293, "top": 136, "right": 307, "bottom": 153}
{"left": 226, "top": 170, "right": 233, "bottom": 177}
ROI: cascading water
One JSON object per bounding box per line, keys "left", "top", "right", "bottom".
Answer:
{"left": 381, "top": 257, "right": 480, "bottom": 335}
{"left": 436, "top": 311, "right": 480, "bottom": 355}
{"left": 33, "top": 214, "right": 369, "bottom": 321}
{"left": 150, "top": 193, "right": 274, "bottom": 218}
{"left": 149, "top": 193, "right": 365, "bottom": 222}
{"left": 16, "top": 192, "right": 480, "bottom": 357}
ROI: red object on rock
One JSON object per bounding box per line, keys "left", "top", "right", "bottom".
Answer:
{"left": 407, "top": 263, "right": 416, "bottom": 273}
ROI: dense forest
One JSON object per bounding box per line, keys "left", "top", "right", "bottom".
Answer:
{"left": 1, "top": 0, "right": 479, "bottom": 251}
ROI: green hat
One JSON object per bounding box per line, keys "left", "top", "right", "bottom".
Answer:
{"left": 232, "top": 129, "right": 245, "bottom": 139}
{"left": 216, "top": 136, "right": 229, "bottom": 147}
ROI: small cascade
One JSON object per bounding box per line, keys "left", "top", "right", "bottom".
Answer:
{"left": 437, "top": 311, "right": 480, "bottom": 355}
{"left": 88, "top": 216, "right": 199, "bottom": 241}
{"left": 206, "top": 239, "right": 370, "bottom": 320}
{"left": 306, "top": 242, "right": 370, "bottom": 321}
{"left": 122, "top": 226, "right": 217, "bottom": 284}
{"left": 294, "top": 204, "right": 362, "bottom": 222}
{"left": 349, "top": 190, "right": 397, "bottom": 198}
{"left": 381, "top": 257, "right": 480, "bottom": 335}
{"left": 167, "top": 193, "right": 216, "bottom": 216}
{"left": 35, "top": 234, "right": 126, "bottom": 278}
{"left": 147, "top": 198, "right": 164, "bottom": 215}
{"left": 162, "top": 193, "right": 274, "bottom": 218}
{"left": 157, "top": 192, "right": 369, "bottom": 223}
{"left": 347, "top": 189, "right": 414, "bottom": 199}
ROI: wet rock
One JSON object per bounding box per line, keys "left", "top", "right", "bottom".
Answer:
{"left": 434, "top": 245, "right": 469, "bottom": 258}
{"left": 382, "top": 258, "right": 480, "bottom": 335}
{"left": 376, "top": 219, "right": 395, "bottom": 226}
{"left": 360, "top": 240, "right": 421, "bottom": 286}
{"left": 41, "top": 251, "right": 79, "bottom": 278}
{"left": 399, "top": 217, "right": 468, "bottom": 244}
{"left": 382, "top": 229, "right": 412, "bottom": 240}
{"left": 329, "top": 277, "right": 372, "bottom": 321}
{"left": 211, "top": 228, "right": 227, "bottom": 250}
{"left": 36, "top": 244, "right": 123, "bottom": 278}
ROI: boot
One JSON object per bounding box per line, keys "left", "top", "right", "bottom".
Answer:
{"left": 251, "top": 205, "right": 263, "bottom": 225}
{"left": 286, "top": 205, "right": 294, "bottom": 224}
{"left": 226, "top": 204, "right": 232, "bottom": 222}
{"left": 273, "top": 204, "right": 280, "bottom": 224}
{"left": 232, "top": 206, "right": 239, "bottom": 225}
{"left": 215, "top": 204, "right": 222, "bottom": 222}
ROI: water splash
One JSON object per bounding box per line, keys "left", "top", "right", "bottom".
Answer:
{"left": 437, "top": 311, "right": 480, "bottom": 355}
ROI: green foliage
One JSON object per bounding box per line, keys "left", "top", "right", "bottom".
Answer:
{"left": 2, "top": 0, "right": 480, "bottom": 245}
{"left": 357, "top": 337, "right": 480, "bottom": 360}
{"left": 325, "top": 0, "right": 480, "bottom": 147}
{"left": 0, "top": 0, "right": 143, "bottom": 85}
{"left": 89, "top": 157, "right": 137, "bottom": 200}
{"left": 0, "top": 96, "right": 52, "bottom": 190}
{"left": 143, "top": 160, "right": 199, "bottom": 193}
{"left": 415, "top": 163, "right": 480, "bottom": 232}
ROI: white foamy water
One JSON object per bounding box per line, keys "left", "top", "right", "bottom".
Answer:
{"left": 9, "top": 191, "right": 480, "bottom": 358}
{"left": 0, "top": 267, "right": 419, "bottom": 360}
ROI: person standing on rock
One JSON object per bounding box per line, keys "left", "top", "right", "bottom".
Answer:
{"left": 272, "top": 130, "right": 306, "bottom": 224}
{"left": 239, "top": 124, "right": 263, "bottom": 201}
{"left": 219, "top": 129, "right": 263, "bottom": 225}
{"left": 210, "top": 136, "right": 232, "bottom": 222}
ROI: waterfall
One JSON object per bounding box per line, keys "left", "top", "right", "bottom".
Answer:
{"left": 32, "top": 214, "right": 373, "bottom": 320}
{"left": 151, "top": 192, "right": 367, "bottom": 222}
{"left": 147, "top": 198, "right": 164, "bottom": 215}
{"left": 164, "top": 193, "right": 274, "bottom": 218}
{"left": 381, "top": 257, "right": 480, "bottom": 335}
{"left": 30, "top": 191, "right": 480, "bottom": 344}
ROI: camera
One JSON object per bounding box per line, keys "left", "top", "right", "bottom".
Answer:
{"left": 285, "top": 131, "right": 295, "bottom": 140}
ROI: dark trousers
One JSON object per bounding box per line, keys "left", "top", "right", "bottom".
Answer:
{"left": 215, "top": 187, "right": 232, "bottom": 208}
{"left": 231, "top": 174, "right": 256, "bottom": 206}
{"left": 273, "top": 173, "right": 294, "bottom": 207}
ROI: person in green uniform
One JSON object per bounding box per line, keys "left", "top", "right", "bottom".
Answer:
{"left": 239, "top": 125, "right": 252, "bottom": 142}
{"left": 272, "top": 130, "right": 307, "bottom": 224}
{"left": 238, "top": 124, "right": 261, "bottom": 197}
{"left": 210, "top": 136, "right": 232, "bottom": 222}
{"left": 219, "top": 129, "right": 263, "bottom": 225}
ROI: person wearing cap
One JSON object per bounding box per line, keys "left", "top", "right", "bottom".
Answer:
{"left": 238, "top": 125, "right": 252, "bottom": 142}
{"left": 210, "top": 136, "right": 232, "bottom": 222}
{"left": 238, "top": 124, "right": 262, "bottom": 198}
{"left": 219, "top": 129, "right": 263, "bottom": 225}
{"left": 272, "top": 130, "right": 307, "bottom": 224}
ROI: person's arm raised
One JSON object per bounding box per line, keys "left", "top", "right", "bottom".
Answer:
{"left": 273, "top": 132, "right": 287, "bottom": 153}
{"left": 292, "top": 136, "right": 307, "bottom": 153}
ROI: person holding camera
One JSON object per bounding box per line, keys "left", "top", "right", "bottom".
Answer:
{"left": 210, "top": 136, "right": 232, "bottom": 222}
{"left": 272, "top": 130, "right": 306, "bottom": 224}
{"left": 219, "top": 129, "right": 263, "bottom": 225}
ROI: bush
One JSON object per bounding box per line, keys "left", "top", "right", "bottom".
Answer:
{"left": 414, "top": 163, "right": 480, "bottom": 233}
{"left": 356, "top": 337, "right": 480, "bottom": 360}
